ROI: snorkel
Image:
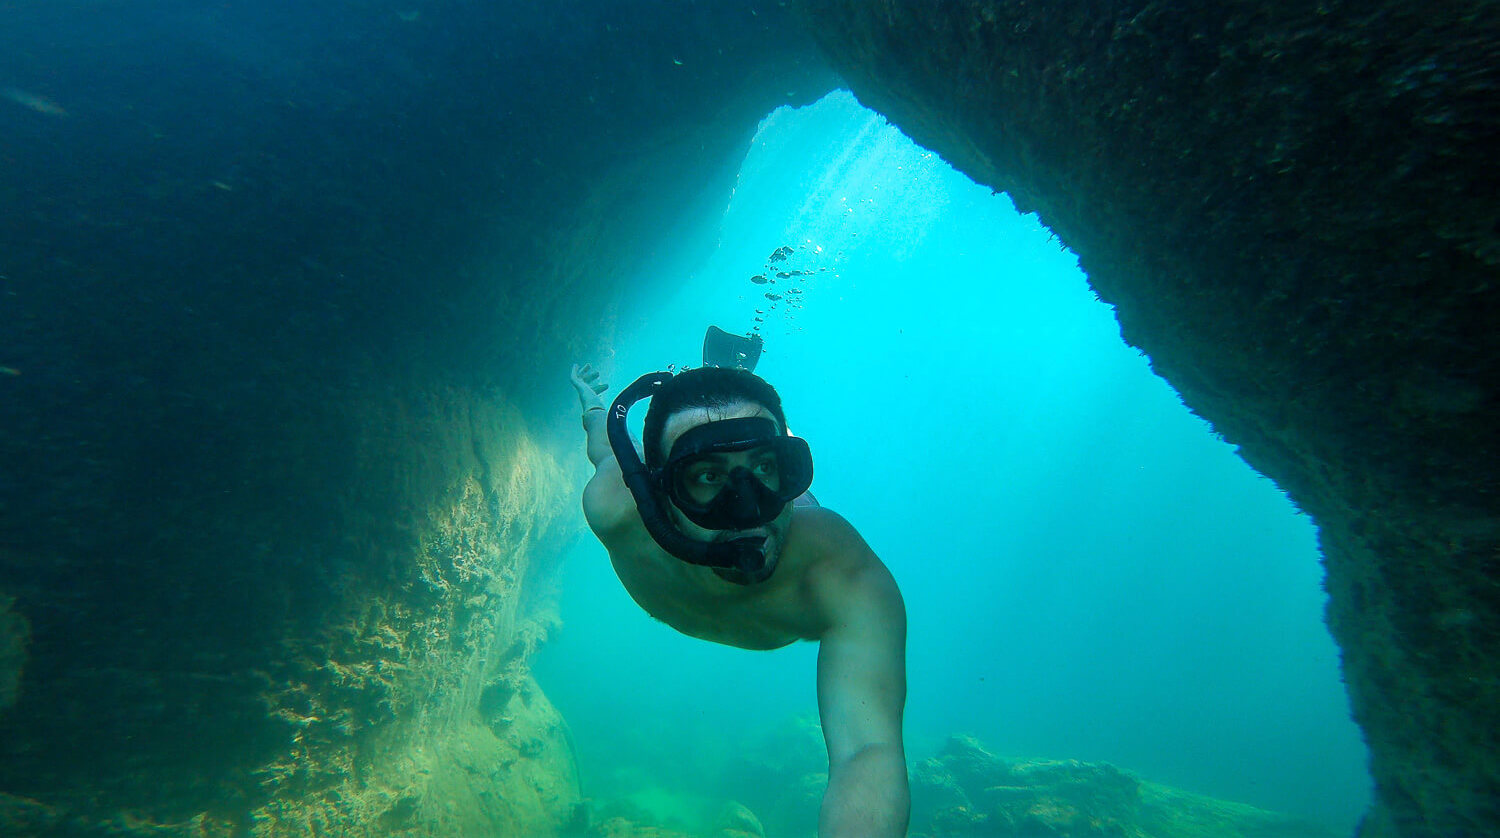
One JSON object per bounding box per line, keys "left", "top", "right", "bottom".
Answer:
{"left": 608, "top": 370, "right": 806, "bottom": 583}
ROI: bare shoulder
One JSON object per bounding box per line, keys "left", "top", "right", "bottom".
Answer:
{"left": 792, "top": 507, "right": 880, "bottom": 573}
{"left": 581, "top": 455, "right": 639, "bottom": 542}
{"left": 793, "top": 508, "right": 904, "bottom": 634}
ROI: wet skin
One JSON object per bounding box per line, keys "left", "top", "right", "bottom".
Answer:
{"left": 570, "top": 369, "right": 910, "bottom": 837}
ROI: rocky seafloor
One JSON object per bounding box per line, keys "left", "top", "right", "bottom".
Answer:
{"left": 568, "top": 727, "right": 1338, "bottom": 838}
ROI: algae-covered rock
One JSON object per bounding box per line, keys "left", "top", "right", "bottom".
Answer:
{"left": 0, "top": 378, "right": 588, "bottom": 837}
{"left": 710, "top": 801, "right": 765, "bottom": 838}
{"left": 721, "top": 716, "right": 826, "bottom": 837}
{"left": 578, "top": 800, "right": 764, "bottom": 838}
{"left": 911, "top": 736, "right": 1338, "bottom": 838}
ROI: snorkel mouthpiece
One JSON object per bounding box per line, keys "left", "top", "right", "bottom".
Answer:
{"left": 607, "top": 371, "right": 790, "bottom": 583}
{"left": 720, "top": 535, "right": 776, "bottom": 585}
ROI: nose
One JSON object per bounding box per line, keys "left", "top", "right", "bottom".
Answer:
{"left": 725, "top": 468, "right": 762, "bottom": 522}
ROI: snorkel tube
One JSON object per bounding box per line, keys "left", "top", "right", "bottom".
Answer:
{"left": 607, "top": 371, "right": 771, "bottom": 579}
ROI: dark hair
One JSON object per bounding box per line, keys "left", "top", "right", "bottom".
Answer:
{"left": 643, "top": 367, "right": 788, "bottom": 469}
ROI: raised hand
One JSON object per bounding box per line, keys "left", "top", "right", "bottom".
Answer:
{"left": 570, "top": 362, "right": 608, "bottom": 411}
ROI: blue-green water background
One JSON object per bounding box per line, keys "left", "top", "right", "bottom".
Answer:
{"left": 534, "top": 91, "right": 1372, "bottom": 832}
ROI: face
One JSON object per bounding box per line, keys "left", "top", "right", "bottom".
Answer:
{"left": 659, "top": 401, "right": 795, "bottom": 564}
{"left": 675, "top": 443, "right": 783, "bottom": 506}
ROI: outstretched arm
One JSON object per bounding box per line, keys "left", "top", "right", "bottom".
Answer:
{"left": 572, "top": 362, "right": 638, "bottom": 540}
{"left": 570, "top": 362, "right": 611, "bottom": 466}
{"left": 810, "top": 517, "right": 909, "bottom": 838}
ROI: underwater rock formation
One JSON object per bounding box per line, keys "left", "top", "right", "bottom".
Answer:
{"left": 911, "top": 735, "right": 1338, "bottom": 838}
{"left": 8, "top": 0, "right": 1491, "bottom": 833}
{"left": 791, "top": 1, "right": 1499, "bottom": 835}
{"left": 0, "top": 385, "right": 585, "bottom": 835}
{"left": 721, "top": 715, "right": 828, "bottom": 838}
{"left": 582, "top": 798, "right": 766, "bottom": 838}
{"left": 592, "top": 724, "right": 1337, "bottom": 838}
{"left": 0, "top": 1, "right": 834, "bottom": 834}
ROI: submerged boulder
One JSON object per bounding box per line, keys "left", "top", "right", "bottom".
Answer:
{"left": 912, "top": 735, "right": 1338, "bottom": 838}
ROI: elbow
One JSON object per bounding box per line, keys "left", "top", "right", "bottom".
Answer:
{"left": 824, "top": 742, "right": 910, "bottom": 829}
{"left": 836, "top": 740, "right": 909, "bottom": 801}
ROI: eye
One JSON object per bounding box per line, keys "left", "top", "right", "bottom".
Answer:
{"left": 689, "top": 466, "right": 726, "bottom": 486}
{"left": 751, "top": 457, "right": 778, "bottom": 478}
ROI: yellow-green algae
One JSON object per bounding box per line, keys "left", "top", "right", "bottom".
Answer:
{"left": 0, "top": 382, "right": 586, "bottom": 836}
{"left": 239, "top": 388, "right": 585, "bottom": 836}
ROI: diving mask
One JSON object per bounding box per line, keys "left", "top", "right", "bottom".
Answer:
{"left": 662, "top": 416, "right": 812, "bottom": 531}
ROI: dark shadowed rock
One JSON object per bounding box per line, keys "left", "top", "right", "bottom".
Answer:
{"left": 0, "top": 1, "right": 835, "bottom": 833}
{"left": 792, "top": 2, "right": 1499, "bottom": 834}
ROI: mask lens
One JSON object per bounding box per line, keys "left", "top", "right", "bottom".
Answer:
{"left": 673, "top": 446, "right": 780, "bottom": 508}
{"left": 675, "top": 456, "right": 727, "bottom": 507}
{"left": 662, "top": 418, "right": 814, "bottom": 530}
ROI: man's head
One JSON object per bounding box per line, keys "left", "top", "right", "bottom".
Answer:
{"left": 643, "top": 366, "right": 788, "bottom": 470}
{"left": 641, "top": 367, "right": 803, "bottom": 582}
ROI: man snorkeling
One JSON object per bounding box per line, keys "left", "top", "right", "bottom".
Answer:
{"left": 567, "top": 344, "right": 909, "bottom": 838}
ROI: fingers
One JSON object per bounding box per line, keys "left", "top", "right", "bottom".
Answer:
{"left": 571, "top": 362, "right": 608, "bottom": 393}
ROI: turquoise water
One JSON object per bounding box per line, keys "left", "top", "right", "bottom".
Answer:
{"left": 534, "top": 91, "right": 1372, "bottom": 833}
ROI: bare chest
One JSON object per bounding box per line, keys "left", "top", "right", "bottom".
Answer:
{"left": 608, "top": 546, "right": 820, "bottom": 651}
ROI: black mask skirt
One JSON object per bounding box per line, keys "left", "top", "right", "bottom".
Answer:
{"left": 606, "top": 371, "right": 814, "bottom": 584}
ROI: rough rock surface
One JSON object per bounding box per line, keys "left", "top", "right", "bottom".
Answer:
{"left": 0, "top": 385, "right": 584, "bottom": 836}
{"left": 616, "top": 724, "right": 1337, "bottom": 838}
{"left": 8, "top": 0, "right": 1494, "bottom": 834}
{"left": 0, "top": 1, "right": 834, "bottom": 834}
{"left": 911, "top": 735, "right": 1338, "bottom": 838}
{"left": 582, "top": 798, "right": 766, "bottom": 838}
{"left": 791, "top": 2, "right": 1498, "bottom": 835}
